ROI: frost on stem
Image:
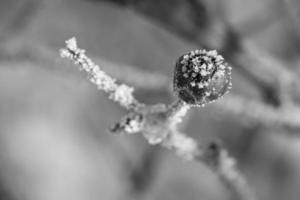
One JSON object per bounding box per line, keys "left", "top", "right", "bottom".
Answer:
{"left": 200, "top": 142, "right": 255, "bottom": 200}
{"left": 163, "top": 131, "right": 199, "bottom": 160}
{"left": 60, "top": 37, "right": 141, "bottom": 110}
{"left": 111, "top": 111, "right": 144, "bottom": 134}
{"left": 174, "top": 49, "right": 232, "bottom": 106}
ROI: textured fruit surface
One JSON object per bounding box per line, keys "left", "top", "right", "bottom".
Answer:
{"left": 173, "top": 50, "right": 232, "bottom": 106}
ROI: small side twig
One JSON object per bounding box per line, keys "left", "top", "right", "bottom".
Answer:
{"left": 60, "top": 37, "right": 143, "bottom": 111}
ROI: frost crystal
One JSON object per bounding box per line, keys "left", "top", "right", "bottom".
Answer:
{"left": 164, "top": 132, "right": 198, "bottom": 160}
{"left": 60, "top": 37, "right": 139, "bottom": 110}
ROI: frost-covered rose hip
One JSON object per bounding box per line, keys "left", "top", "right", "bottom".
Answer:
{"left": 173, "top": 49, "right": 232, "bottom": 106}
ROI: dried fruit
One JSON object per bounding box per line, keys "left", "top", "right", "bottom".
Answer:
{"left": 173, "top": 49, "right": 232, "bottom": 106}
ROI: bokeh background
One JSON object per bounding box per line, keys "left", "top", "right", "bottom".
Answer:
{"left": 1, "top": 0, "right": 300, "bottom": 200}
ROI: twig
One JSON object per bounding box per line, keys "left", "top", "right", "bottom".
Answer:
{"left": 196, "top": 141, "right": 255, "bottom": 200}
{"left": 60, "top": 37, "right": 254, "bottom": 200}
{"left": 60, "top": 37, "right": 143, "bottom": 110}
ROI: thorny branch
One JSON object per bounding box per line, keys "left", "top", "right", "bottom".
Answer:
{"left": 60, "top": 37, "right": 255, "bottom": 200}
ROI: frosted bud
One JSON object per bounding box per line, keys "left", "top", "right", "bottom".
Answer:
{"left": 173, "top": 49, "right": 232, "bottom": 106}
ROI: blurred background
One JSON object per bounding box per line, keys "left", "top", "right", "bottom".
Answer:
{"left": 1, "top": 0, "right": 300, "bottom": 200}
